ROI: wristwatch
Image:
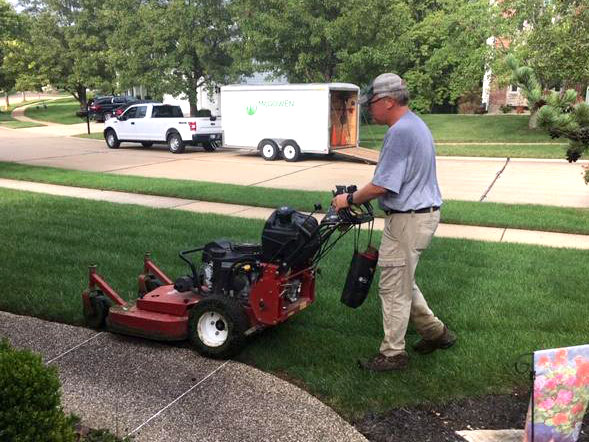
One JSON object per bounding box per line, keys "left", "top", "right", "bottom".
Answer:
{"left": 346, "top": 192, "right": 354, "bottom": 206}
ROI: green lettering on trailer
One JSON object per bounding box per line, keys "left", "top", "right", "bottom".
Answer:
{"left": 246, "top": 99, "right": 295, "bottom": 115}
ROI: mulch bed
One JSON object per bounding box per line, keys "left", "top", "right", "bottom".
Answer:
{"left": 354, "top": 389, "right": 589, "bottom": 442}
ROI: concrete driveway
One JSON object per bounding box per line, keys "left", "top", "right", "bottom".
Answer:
{"left": 0, "top": 126, "right": 588, "bottom": 208}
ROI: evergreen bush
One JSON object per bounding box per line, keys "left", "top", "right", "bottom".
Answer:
{"left": 0, "top": 339, "right": 77, "bottom": 442}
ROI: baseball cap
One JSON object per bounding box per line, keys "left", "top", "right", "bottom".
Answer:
{"left": 359, "top": 73, "right": 407, "bottom": 105}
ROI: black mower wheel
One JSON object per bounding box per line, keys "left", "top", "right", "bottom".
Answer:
{"left": 141, "top": 141, "right": 154, "bottom": 148}
{"left": 83, "top": 290, "right": 112, "bottom": 329}
{"left": 188, "top": 295, "right": 249, "bottom": 359}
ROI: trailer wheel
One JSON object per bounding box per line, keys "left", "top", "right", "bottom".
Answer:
{"left": 105, "top": 129, "right": 120, "bottom": 149}
{"left": 188, "top": 295, "right": 249, "bottom": 359}
{"left": 258, "top": 139, "right": 279, "bottom": 161}
{"left": 168, "top": 132, "right": 185, "bottom": 154}
{"left": 281, "top": 140, "right": 301, "bottom": 162}
{"left": 83, "top": 290, "right": 112, "bottom": 329}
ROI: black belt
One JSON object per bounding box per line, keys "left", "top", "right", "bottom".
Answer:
{"left": 384, "top": 206, "right": 439, "bottom": 215}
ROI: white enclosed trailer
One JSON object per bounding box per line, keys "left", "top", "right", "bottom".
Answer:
{"left": 220, "top": 83, "right": 360, "bottom": 161}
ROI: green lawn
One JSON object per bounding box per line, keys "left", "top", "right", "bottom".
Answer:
{"left": 77, "top": 133, "right": 104, "bottom": 140}
{"left": 24, "top": 98, "right": 83, "bottom": 124}
{"left": 362, "top": 115, "right": 558, "bottom": 143}
{"left": 1, "top": 162, "right": 588, "bottom": 235}
{"left": 433, "top": 143, "right": 567, "bottom": 159}
{"left": 1, "top": 187, "right": 587, "bottom": 418}
{"left": 0, "top": 100, "right": 47, "bottom": 128}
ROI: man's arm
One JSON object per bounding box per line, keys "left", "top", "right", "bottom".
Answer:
{"left": 332, "top": 182, "right": 387, "bottom": 211}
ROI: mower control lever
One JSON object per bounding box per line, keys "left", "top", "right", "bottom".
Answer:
{"left": 178, "top": 247, "right": 204, "bottom": 285}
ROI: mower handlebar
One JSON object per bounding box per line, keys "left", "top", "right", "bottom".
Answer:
{"left": 178, "top": 247, "right": 204, "bottom": 283}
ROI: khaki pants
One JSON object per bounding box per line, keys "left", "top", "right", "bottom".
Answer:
{"left": 377, "top": 210, "right": 444, "bottom": 357}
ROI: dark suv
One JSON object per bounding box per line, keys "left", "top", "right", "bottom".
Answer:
{"left": 88, "top": 96, "right": 139, "bottom": 122}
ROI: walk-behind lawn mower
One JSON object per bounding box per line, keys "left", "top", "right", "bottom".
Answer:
{"left": 82, "top": 185, "right": 377, "bottom": 359}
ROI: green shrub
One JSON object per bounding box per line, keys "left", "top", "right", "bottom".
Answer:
{"left": 500, "top": 104, "right": 512, "bottom": 114}
{"left": 0, "top": 339, "right": 77, "bottom": 442}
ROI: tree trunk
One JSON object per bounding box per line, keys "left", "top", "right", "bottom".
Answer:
{"left": 77, "top": 85, "right": 87, "bottom": 107}
{"left": 5, "top": 93, "right": 9, "bottom": 109}
{"left": 22, "top": 91, "right": 26, "bottom": 102}
{"left": 189, "top": 99, "right": 198, "bottom": 117}
{"left": 529, "top": 110, "right": 538, "bottom": 129}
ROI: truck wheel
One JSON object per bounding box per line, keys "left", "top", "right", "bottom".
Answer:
{"left": 141, "top": 142, "right": 153, "bottom": 148}
{"left": 258, "top": 139, "right": 279, "bottom": 161}
{"left": 281, "top": 140, "right": 302, "bottom": 162}
{"left": 188, "top": 295, "right": 249, "bottom": 359}
{"left": 168, "top": 132, "right": 185, "bottom": 154}
{"left": 105, "top": 129, "right": 120, "bottom": 149}
{"left": 83, "top": 290, "right": 112, "bottom": 329}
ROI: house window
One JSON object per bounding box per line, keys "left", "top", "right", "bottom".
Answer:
{"left": 510, "top": 85, "right": 518, "bottom": 93}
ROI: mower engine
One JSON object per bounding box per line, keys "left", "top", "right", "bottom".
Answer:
{"left": 82, "top": 185, "right": 374, "bottom": 359}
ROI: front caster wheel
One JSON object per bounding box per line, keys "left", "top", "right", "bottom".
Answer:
{"left": 82, "top": 290, "right": 112, "bottom": 329}
{"left": 188, "top": 295, "right": 249, "bottom": 359}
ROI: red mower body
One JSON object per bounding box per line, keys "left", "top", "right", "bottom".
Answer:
{"left": 83, "top": 255, "right": 316, "bottom": 346}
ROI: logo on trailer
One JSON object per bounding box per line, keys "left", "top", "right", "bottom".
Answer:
{"left": 246, "top": 105, "right": 257, "bottom": 116}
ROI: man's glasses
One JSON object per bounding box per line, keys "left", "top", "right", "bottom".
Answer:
{"left": 368, "top": 96, "right": 387, "bottom": 106}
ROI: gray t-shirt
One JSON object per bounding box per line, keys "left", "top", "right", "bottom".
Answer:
{"left": 372, "top": 111, "right": 443, "bottom": 212}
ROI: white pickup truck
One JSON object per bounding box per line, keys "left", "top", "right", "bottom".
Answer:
{"left": 103, "top": 103, "right": 222, "bottom": 154}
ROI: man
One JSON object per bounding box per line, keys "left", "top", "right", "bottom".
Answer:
{"left": 332, "top": 73, "right": 456, "bottom": 372}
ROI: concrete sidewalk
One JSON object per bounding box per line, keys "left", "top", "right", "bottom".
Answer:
{"left": 1, "top": 177, "right": 588, "bottom": 250}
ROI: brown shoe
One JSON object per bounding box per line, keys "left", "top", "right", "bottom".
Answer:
{"left": 413, "top": 326, "right": 457, "bottom": 355}
{"left": 358, "top": 352, "right": 409, "bottom": 372}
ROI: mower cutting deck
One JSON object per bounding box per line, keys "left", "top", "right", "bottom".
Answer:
{"left": 82, "top": 186, "right": 375, "bottom": 359}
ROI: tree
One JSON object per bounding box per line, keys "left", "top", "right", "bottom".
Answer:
{"left": 108, "top": 0, "right": 237, "bottom": 116}
{"left": 500, "top": 0, "right": 589, "bottom": 88}
{"left": 233, "top": 0, "right": 414, "bottom": 84}
{"left": 23, "top": 0, "right": 116, "bottom": 106}
{"left": 402, "top": 0, "right": 494, "bottom": 112}
{"left": 233, "top": 0, "right": 494, "bottom": 113}
{"left": 0, "top": 0, "right": 22, "bottom": 107}
{"left": 506, "top": 55, "right": 544, "bottom": 128}
{"left": 537, "top": 89, "right": 589, "bottom": 177}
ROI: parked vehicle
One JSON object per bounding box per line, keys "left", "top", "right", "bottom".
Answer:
{"left": 103, "top": 103, "right": 223, "bottom": 153}
{"left": 89, "top": 96, "right": 139, "bottom": 122}
{"left": 113, "top": 100, "right": 158, "bottom": 117}
{"left": 220, "top": 83, "right": 360, "bottom": 161}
